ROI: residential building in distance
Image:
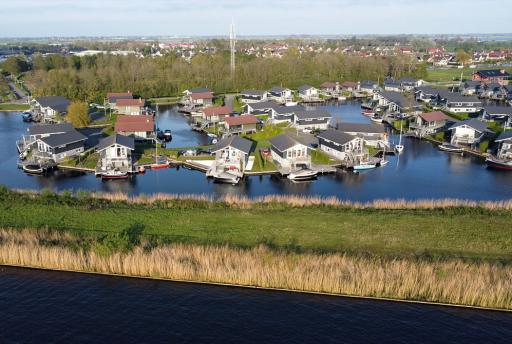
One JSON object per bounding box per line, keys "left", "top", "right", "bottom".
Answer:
{"left": 224, "top": 115, "right": 259, "bottom": 135}
{"left": 31, "top": 96, "right": 71, "bottom": 123}
{"left": 182, "top": 87, "right": 214, "bottom": 108}
{"left": 293, "top": 109, "right": 331, "bottom": 131}
{"left": 240, "top": 90, "right": 268, "bottom": 104}
{"left": 201, "top": 106, "right": 232, "bottom": 125}
{"left": 317, "top": 129, "right": 364, "bottom": 161}
{"left": 106, "top": 92, "right": 133, "bottom": 108}
{"left": 268, "top": 86, "right": 293, "bottom": 103}
{"left": 472, "top": 69, "right": 510, "bottom": 85}
{"left": 436, "top": 91, "right": 482, "bottom": 113}
{"left": 115, "top": 115, "right": 155, "bottom": 140}
{"left": 116, "top": 98, "right": 146, "bottom": 116}
{"left": 409, "top": 111, "right": 454, "bottom": 136}
{"left": 298, "top": 85, "right": 320, "bottom": 101}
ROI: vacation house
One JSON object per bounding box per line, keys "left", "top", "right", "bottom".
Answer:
{"left": 31, "top": 96, "right": 71, "bottom": 123}
{"left": 472, "top": 69, "right": 510, "bottom": 86}
{"left": 224, "top": 115, "right": 259, "bottom": 135}
{"left": 106, "top": 92, "right": 133, "bottom": 109}
{"left": 95, "top": 134, "right": 135, "bottom": 176}
{"left": 268, "top": 86, "right": 293, "bottom": 104}
{"left": 210, "top": 136, "right": 254, "bottom": 176}
{"left": 115, "top": 98, "right": 146, "bottom": 116}
{"left": 409, "top": 111, "right": 454, "bottom": 136}
{"left": 494, "top": 131, "right": 512, "bottom": 160}
{"left": 240, "top": 90, "right": 268, "bottom": 104}
{"left": 182, "top": 87, "right": 214, "bottom": 108}
{"left": 201, "top": 106, "right": 232, "bottom": 125}
{"left": 269, "top": 133, "right": 311, "bottom": 168}
{"left": 360, "top": 80, "right": 379, "bottom": 95}
{"left": 375, "top": 91, "right": 420, "bottom": 114}
{"left": 298, "top": 85, "right": 319, "bottom": 101}
{"left": 481, "top": 106, "right": 512, "bottom": 128}
{"left": 317, "top": 129, "right": 364, "bottom": 161}
{"left": 332, "top": 122, "right": 388, "bottom": 148}
{"left": 436, "top": 91, "right": 482, "bottom": 113}
{"left": 115, "top": 115, "right": 155, "bottom": 141}
{"left": 35, "top": 129, "right": 87, "bottom": 162}
{"left": 244, "top": 101, "right": 280, "bottom": 118}
{"left": 320, "top": 82, "right": 339, "bottom": 96}
{"left": 448, "top": 119, "right": 491, "bottom": 146}
{"left": 293, "top": 109, "right": 331, "bottom": 131}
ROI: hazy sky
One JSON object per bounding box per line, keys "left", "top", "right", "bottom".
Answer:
{"left": 1, "top": 0, "right": 511, "bottom": 37}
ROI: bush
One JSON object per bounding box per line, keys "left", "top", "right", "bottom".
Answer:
{"left": 479, "top": 140, "right": 490, "bottom": 153}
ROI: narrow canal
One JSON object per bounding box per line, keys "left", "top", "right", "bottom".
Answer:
{"left": 1, "top": 101, "right": 511, "bottom": 201}
{"left": 1, "top": 266, "right": 511, "bottom": 343}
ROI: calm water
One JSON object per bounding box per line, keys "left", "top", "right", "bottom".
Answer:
{"left": 1, "top": 266, "right": 512, "bottom": 343}
{"left": 1, "top": 101, "right": 512, "bottom": 200}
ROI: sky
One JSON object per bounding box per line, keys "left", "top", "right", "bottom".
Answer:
{"left": 0, "top": 0, "right": 511, "bottom": 38}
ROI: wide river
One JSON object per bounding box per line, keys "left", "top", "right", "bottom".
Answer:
{"left": 1, "top": 101, "right": 511, "bottom": 200}
{"left": 1, "top": 266, "right": 511, "bottom": 343}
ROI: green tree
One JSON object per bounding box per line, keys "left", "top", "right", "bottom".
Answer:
{"left": 66, "top": 101, "right": 90, "bottom": 127}
{"left": 1, "top": 56, "right": 29, "bottom": 76}
{"left": 456, "top": 49, "right": 471, "bottom": 65}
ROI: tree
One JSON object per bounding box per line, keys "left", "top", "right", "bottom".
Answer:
{"left": 456, "top": 49, "right": 471, "bottom": 65}
{"left": 66, "top": 101, "right": 90, "bottom": 127}
{"left": 1, "top": 56, "right": 29, "bottom": 76}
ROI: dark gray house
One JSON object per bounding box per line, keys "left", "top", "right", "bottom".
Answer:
{"left": 36, "top": 129, "right": 87, "bottom": 162}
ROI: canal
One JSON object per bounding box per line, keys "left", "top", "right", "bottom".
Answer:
{"left": 1, "top": 265, "right": 511, "bottom": 343}
{"left": 1, "top": 101, "right": 511, "bottom": 201}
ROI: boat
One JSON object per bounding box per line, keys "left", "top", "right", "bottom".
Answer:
{"left": 485, "top": 157, "right": 512, "bottom": 170}
{"left": 362, "top": 110, "right": 375, "bottom": 116}
{"left": 19, "top": 151, "right": 28, "bottom": 160}
{"left": 353, "top": 163, "right": 377, "bottom": 171}
{"left": 338, "top": 96, "right": 347, "bottom": 101}
{"left": 164, "top": 130, "right": 172, "bottom": 141}
{"left": 213, "top": 171, "right": 240, "bottom": 185}
{"left": 150, "top": 136, "right": 169, "bottom": 169}
{"left": 361, "top": 103, "right": 373, "bottom": 111}
{"left": 22, "top": 112, "right": 32, "bottom": 122}
{"left": 438, "top": 143, "right": 464, "bottom": 154}
{"left": 395, "top": 121, "right": 404, "bottom": 154}
{"left": 101, "top": 170, "right": 129, "bottom": 180}
{"left": 287, "top": 168, "right": 318, "bottom": 181}
{"left": 370, "top": 115, "right": 383, "bottom": 123}
{"left": 22, "top": 163, "right": 44, "bottom": 174}
{"left": 285, "top": 101, "right": 298, "bottom": 106}
{"left": 379, "top": 146, "right": 389, "bottom": 167}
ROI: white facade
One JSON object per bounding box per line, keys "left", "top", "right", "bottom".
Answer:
{"left": 214, "top": 146, "right": 249, "bottom": 173}
{"left": 450, "top": 125, "right": 483, "bottom": 145}
{"left": 299, "top": 87, "right": 319, "bottom": 100}
{"left": 36, "top": 141, "right": 84, "bottom": 162}
{"left": 319, "top": 138, "right": 363, "bottom": 160}
{"left": 271, "top": 143, "right": 310, "bottom": 168}
{"left": 98, "top": 144, "right": 134, "bottom": 173}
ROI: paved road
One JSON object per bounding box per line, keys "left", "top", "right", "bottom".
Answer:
{"left": 5, "top": 76, "right": 28, "bottom": 103}
{"left": 225, "top": 94, "right": 235, "bottom": 109}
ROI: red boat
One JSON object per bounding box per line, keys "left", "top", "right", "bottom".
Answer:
{"left": 150, "top": 162, "right": 170, "bottom": 170}
{"left": 486, "top": 157, "right": 512, "bottom": 170}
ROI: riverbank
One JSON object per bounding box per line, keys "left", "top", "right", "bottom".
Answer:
{"left": 1, "top": 187, "right": 512, "bottom": 309}
{"left": 1, "top": 227, "right": 511, "bottom": 310}
{"left": 0, "top": 103, "right": 30, "bottom": 111}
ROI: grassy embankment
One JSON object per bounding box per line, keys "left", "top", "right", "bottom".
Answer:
{"left": 1, "top": 188, "right": 512, "bottom": 309}
{"left": 0, "top": 103, "right": 30, "bottom": 111}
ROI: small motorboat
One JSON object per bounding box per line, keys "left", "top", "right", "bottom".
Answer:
{"left": 438, "top": 143, "right": 463, "bottom": 154}
{"left": 22, "top": 112, "right": 32, "bottom": 122}
{"left": 370, "top": 115, "right": 383, "bottom": 123}
{"left": 353, "top": 163, "right": 377, "bottom": 171}
{"left": 285, "top": 101, "right": 298, "bottom": 106}
{"left": 22, "top": 164, "right": 44, "bottom": 174}
{"left": 101, "top": 170, "right": 129, "bottom": 180}
{"left": 213, "top": 171, "right": 240, "bottom": 185}
{"left": 485, "top": 157, "right": 512, "bottom": 170}
{"left": 395, "top": 145, "right": 404, "bottom": 154}
{"left": 338, "top": 96, "right": 347, "bottom": 101}
{"left": 362, "top": 110, "right": 375, "bottom": 116}
{"left": 379, "top": 159, "right": 389, "bottom": 167}
{"left": 287, "top": 168, "right": 318, "bottom": 181}
{"left": 164, "top": 130, "right": 172, "bottom": 141}
{"left": 150, "top": 162, "right": 170, "bottom": 170}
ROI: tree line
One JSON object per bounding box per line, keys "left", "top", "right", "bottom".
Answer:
{"left": 4, "top": 51, "right": 426, "bottom": 103}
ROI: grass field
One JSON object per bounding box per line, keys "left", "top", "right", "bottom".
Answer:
{"left": 1, "top": 188, "right": 512, "bottom": 261}
{"left": 0, "top": 103, "right": 30, "bottom": 111}
{"left": 425, "top": 66, "right": 512, "bottom": 83}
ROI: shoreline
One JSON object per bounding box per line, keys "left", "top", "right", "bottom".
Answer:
{"left": 2, "top": 262, "right": 510, "bottom": 313}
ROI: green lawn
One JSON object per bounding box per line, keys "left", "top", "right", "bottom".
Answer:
{"left": 311, "top": 149, "right": 337, "bottom": 165}
{"left": 425, "top": 67, "right": 512, "bottom": 83}
{"left": 244, "top": 123, "right": 287, "bottom": 148}
{"left": 1, "top": 188, "right": 512, "bottom": 261}
{"left": 60, "top": 152, "right": 100, "bottom": 170}
{"left": 250, "top": 151, "right": 277, "bottom": 172}
{"left": 0, "top": 103, "right": 30, "bottom": 111}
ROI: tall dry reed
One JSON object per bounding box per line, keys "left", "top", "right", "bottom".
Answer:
{"left": 1, "top": 228, "right": 511, "bottom": 309}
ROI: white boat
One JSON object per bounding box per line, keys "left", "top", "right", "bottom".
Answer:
{"left": 379, "top": 160, "right": 389, "bottom": 167}
{"left": 395, "top": 121, "right": 404, "bottom": 154}
{"left": 485, "top": 157, "right": 512, "bottom": 171}
{"left": 438, "top": 143, "right": 463, "bottom": 153}
{"left": 287, "top": 168, "right": 318, "bottom": 181}
{"left": 285, "top": 101, "right": 298, "bottom": 106}
{"left": 338, "top": 96, "right": 347, "bottom": 101}
{"left": 214, "top": 171, "right": 240, "bottom": 184}
{"left": 353, "top": 163, "right": 377, "bottom": 171}
{"left": 370, "top": 116, "right": 383, "bottom": 123}
{"left": 22, "top": 164, "right": 44, "bottom": 174}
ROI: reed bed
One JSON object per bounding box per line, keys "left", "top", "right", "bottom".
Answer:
{"left": 1, "top": 228, "right": 512, "bottom": 310}
{"left": 10, "top": 187, "right": 512, "bottom": 210}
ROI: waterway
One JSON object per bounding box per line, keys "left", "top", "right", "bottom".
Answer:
{"left": 1, "top": 266, "right": 511, "bottom": 343}
{"left": 1, "top": 101, "right": 511, "bottom": 201}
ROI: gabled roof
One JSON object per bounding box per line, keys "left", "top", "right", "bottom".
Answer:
{"left": 270, "top": 133, "right": 306, "bottom": 152}
{"left": 294, "top": 109, "right": 331, "bottom": 120}
{"left": 116, "top": 98, "right": 145, "bottom": 106}
{"left": 269, "top": 86, "right": 290, "bottom": 93}
{"left": 34, "top": 96, "right": 70, "bottom": 113}
{"left": 246, "top": 101, "right": 281, "bottom": 111}
{"left": 483, "top": 106, "right": 512, "bottom": 116}
{"left": 186, "top": 87, "right": 211, "bottom": 94}
{"left": 495, "top": 131, "right": 512, "bottom": 142}
{"left": 398, "top": 77, "right": 418, "bottom": 84}
{"left": 240, "top": 89, "right": 267, "bottom": 96}
{"left": 274, "top": 105, "right": 304, "bottom": 115}
{"left": 360, "top": 80, "right": 378, "bottom": 88}
{"left": 379, "top": 91, "right": 417, "bottom": 108}
{"left": 418, "top": 111, "right": 453, "bottom": 122}
{"left": 437, "top": 90, "right": 481, "bottom": 104}
{"left": 448, "top": 119, "right": 489, "bottom": 133}
{"left": 115, "top": 115, "right": 155, "bottom": 132}
{"left": 202, "top": 106, "right": 232, "bottom": 117}
{"left": 298, "top": 85, "right": 316, "bottom": 93}
{"left": 212, "top": 135, "right": 253, "bottom": 155}
{"left": 191, "top": 92, "right": 214, "bottom": 100}
{"left": 335, "top": 122, "right": 385, "bottom": 134}
{"left": 320, "top": 82, "right": 337, "bottom": 88}
{"left": 318, "top": 129, "right": 358, "bottom": 146}
{"left": 473, "top": 69, "right": 510, "bottom": 78}
{"left": 96, "top": 134, "right": 135, "bottom": 151}
{"left": 341, "top": 81, "right": 358, "bottom": 88}
{"left": 39, "top": 129, "right": 87, "bottom": 148}
{"left": 461, "top": 80, "right": 481, "bottom": 88}
{"left": 107, "top": 92, "right": 132, "bottom": 103}
{"left": 225, "top": 115, "right": 259, "bottom": 126}
{"left": 415, "top": 86, "right": 439, "bottom": 95}
{"left": 28, "top": 122, "right": 74, "bottom": 136}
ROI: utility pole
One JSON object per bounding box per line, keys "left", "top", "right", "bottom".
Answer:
{"left": 230, "top": 19, "right": 236, "bottom": 79}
